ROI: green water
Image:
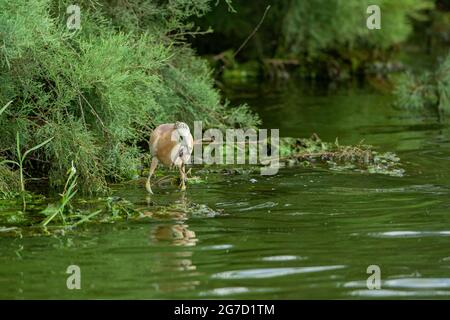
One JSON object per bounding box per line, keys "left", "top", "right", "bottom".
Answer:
{"left": 1, "top": 81, "right": 450, "bottom": 299}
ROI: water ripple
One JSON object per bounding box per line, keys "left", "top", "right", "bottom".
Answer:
{"left": 261, "top": 255, "right": 307, "bottom": 262}
{"left": 202, "top": 244, "right": 233, "bottom": 251}
{"left": 345, "top": 278, "right": 450, "bottom": 290}
{"left": 212, "top": 265, "right": 345, "bottom": 279}
{"left": 238, "top": 202, "right": 279, "bottom": 212}
{"left": 199, "top": 287, "right": 273, "bottom": 297}
{"left": 349, "top": 289, "right": 450, "bottom": 298}
{"left": 368, "top": 231, "right": 450, "bottom": 238}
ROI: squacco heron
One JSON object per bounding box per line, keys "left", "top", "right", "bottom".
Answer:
{"left": 146, "top": 122, "right": 194, "bottom": 194}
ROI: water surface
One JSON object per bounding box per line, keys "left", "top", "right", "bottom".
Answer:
{"left": 1, "top": 81, "right": 450, "bottom": 299}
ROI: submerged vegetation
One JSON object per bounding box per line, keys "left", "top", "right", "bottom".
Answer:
{"left": 279, "top": 135, "right": 404, "bottom": 177}
{"left": 0, "top": 164, "right": 222, "bottom": 236}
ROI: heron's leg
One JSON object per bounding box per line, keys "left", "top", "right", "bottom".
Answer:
{"left": 145, "top": 157, "right": 159, "bottom": 194}
{"left": 179, "top": 163, "right": 187, "bottom": 191}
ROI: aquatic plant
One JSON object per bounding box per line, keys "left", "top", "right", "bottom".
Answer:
{"left": 0, "top": 131, "right": 407, "bottom": 234}
{"left": 38, "top": 166, "right": 143, "bottom": 229}
{"left": 169, "top": 134, "right": 405, "bottom": 177}
{"left": 279, "top": 135, "right": 404, "bottom": 177}
{"left": 0, "top": 133, "right": 53, "bottom": 193}
{"left": 41, "top": 162, "right": 78, "bottom": 226}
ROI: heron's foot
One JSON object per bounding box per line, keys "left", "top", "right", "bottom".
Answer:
{"left": 145, "top": 180, "right": 153, "bottom": 194}
{"left": 179, "top": 181, "right": 187, "bottom": 191}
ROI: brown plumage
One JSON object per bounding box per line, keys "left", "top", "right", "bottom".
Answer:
{"left": 146, "top": 122, "right": 194, "bottom": 194}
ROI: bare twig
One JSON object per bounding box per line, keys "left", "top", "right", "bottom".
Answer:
{"left": 232, "top": 5, "right": 271, "bottom": 59}
{"left": 78, "top": 91, "right": 107, "bottom": 130}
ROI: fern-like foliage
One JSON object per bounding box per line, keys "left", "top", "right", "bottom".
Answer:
{"left": 394, "top": 53, "right": 450, "bottom": 115}
{"left": 0, "top": 0, "right": 259, "bottom": 193}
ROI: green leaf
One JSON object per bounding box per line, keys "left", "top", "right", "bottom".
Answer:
{"left": 0, "top": 160, "right": 19, "bottom": 167}
{"left": 0, "top": 100, "right": 12, "bottom": 116}
{"left": 22, "top": 137, "right": 54, "bottom": 160}
{"left": 71, "top": 210, "right": 102, "bottom": 227}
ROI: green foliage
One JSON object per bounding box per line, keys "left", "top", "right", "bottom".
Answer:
{"left": 41, "top": 162, "right": 78, "bottom": 226}
{"left": 0, "top": 132, "right": 52, "bottom": 204}
{"left": 279, "top": 135, "right": 404, "bottom": 177}
{"left": 280, "top": 0, "right": 434, "bottom": 58}
{"left": 0, "top": 0, "right": 259, "bottom": 193}
{"left": 436, "top": 53, "right": 450, "bottom": 114}
{"left": 0, "top": 164, "right": 20, "bottom": 198}
{"left": 394, "top": 53, "right": 450, "bottom": 114}
{"left": 194, "top": 0, "right": 434, "bottom": 77}
{"left": 394, "top": 72, "right": 439, "bottom": 110}
{"left": 0, "top": 100, "right": 11, "bottom": 116}
{"left": 3, "top": 133, "right": 54, "bottom": 193}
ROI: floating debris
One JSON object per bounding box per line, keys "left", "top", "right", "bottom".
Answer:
{"left": 279, "top": 134, "right": 404, "bottom": 176}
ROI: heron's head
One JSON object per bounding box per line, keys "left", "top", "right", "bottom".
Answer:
{"left": 171, "top": 122, "right": 193, "bottom": 165}
{"left": 174, "top": 121, "right": 191, "bottom": 140}
{"left": 173, "top": 121, "right": 192, "bottom": 147}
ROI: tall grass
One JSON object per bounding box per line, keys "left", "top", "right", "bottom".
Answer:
{"left": 0, "top": 133, "right": 53, "bottom": 193}
{"left": 41, "top": 162, "right": 78, "bottom": 227}
{"left": 0, "top": 101, "right": 12, "bottom": 116}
